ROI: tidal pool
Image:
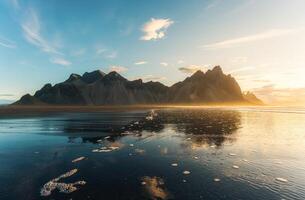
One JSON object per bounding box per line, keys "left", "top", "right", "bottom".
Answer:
{"left": 0, "top": 108, "right": 304, "bottom": 200}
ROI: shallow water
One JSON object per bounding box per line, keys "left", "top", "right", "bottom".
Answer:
{"left": 0, "top": 108, "right": 304, "bottom": 200}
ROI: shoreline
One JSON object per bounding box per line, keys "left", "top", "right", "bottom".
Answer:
{"left": 0, "top": 104, "right": 264, "bottom": 115}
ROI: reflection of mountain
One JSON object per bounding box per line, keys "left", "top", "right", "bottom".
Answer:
{"left": 76, "top": 109, "right": 241, "bottom": 147}
{"left": 14, "top": 66, "right": 262, "bottom": 105}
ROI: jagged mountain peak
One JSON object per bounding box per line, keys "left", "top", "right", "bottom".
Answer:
{"left": 206, "top": 65, "right": 223, "bottom": 75}
{"left": 66, "top": 73, "right": 81, "bottom": 82}
{"left": 81, "top": 70, "right": 106, "bottom": 83}
{"left": 103, "top": 71, "right": 127, "bottom": 82}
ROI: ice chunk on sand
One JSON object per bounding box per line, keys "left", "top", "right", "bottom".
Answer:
{"left": 183, "top": 170, "right": 191, "bottom": 175}
{"left": 276, "top": 177, "right": 288, "bottom": 183}
{"left": 229, "top": 153, "right": 237, "bottom": 156}
{"left": 72, "top": 156, "right": 85, "bottom": 163}
{"left": 214, "top": 178, "right": 221, "bottom": 182}
{"left": 92, "top": 146, "right": 119, "bottom": 153}
{"left": 232, "top": 165, "right": 239, "bottom": 169}
{"left": 92, "top": 142, "right": 123, "bottom": 153}
{"left": 135, "top": 148, "right": 145, "bottom": 154}
{"left": 171, "top": 163, "right": 178, "bottom": 167}
{"left": 40, "top": 169, "right": 86, "bottom": 196}
{"left": 193, "top": 156, "right": 199, "bottom": 160}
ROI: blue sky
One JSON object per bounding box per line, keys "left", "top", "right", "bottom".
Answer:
{"left": 1, "top": 0, "right": 305, "bottom": 105}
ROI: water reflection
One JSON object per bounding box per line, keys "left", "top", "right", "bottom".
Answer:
{"left": 77, "top": 109, "right": 241, "bottom": 147}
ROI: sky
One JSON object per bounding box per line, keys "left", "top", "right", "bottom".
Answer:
{"left": 1, "top": 0, "right": 305, "bottom": 105}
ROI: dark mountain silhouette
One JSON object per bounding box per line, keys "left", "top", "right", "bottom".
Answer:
{"left": 14, "top": 66, "right": 262, "bottom": 105}
{"left": 243, "top": 91, "right": 264, "bottom": 105}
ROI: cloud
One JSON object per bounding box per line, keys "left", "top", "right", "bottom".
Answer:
{"left": 96, "top": 47, "right": 117, "bottom": 59}
{"left": 229, "top": 66, "right": 254, "bottom": 74}
{"left": 202, "top": 29, "right": 300, "bottom": 49}
{"left": 140, "top": 18, "right": 174, "bottom": 41}
{"left": 252, "top": 84, "right": 305, "bottom": 105}
{"left": 177, "top": 60, "right": 184, "bottom": 64}
{"left": 0, "top": 94, "right": 14, "bottom": 97}
{"left": 140, "top": 75, "right": 166, "bottom": 82}
{"left": 230, "top": 56, "right": 248, "bottom": 64}
{"left": 105, "top": 51, "right": 117, "bottom": 59}
{"left": 109, "top": 65, "right": 128, "bottom": 73}
{"left": 179, "top": 65, "right": 207, "bottom": 74}
{"left": 0, "top": 37, "right": 16, "bottom": 48}
{"left": 160, "top": 62, "right": 168, "bottom": 67}
{"left": 50, "top": 57, "right": 71, "bottom": 66}
{"left": 134, "top": 61, "right": 147, "bottom": 65}
{"left": 21, "top": 9, "right": 61, "bottom": 54}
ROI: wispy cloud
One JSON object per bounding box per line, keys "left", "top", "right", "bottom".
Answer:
{"left": 252, "top": 84, "right": 305, "bottom": 105}
{"left": 177, "top": 60, "right": 184, "bottom": 64}
{"left": 109, "top": 65, "right": 128, "bottom": 73}
{"left": 21, "top": 9, "right": 61, "bottom": 54}
{"left": 140, "top": 18, "right": 174, "bottom": 41}
{"left": 96, "top": 47, "right": 117, "bottom": 59}
{"left": 0, "top": 94, "right": 14, "bottom": 97}
{"left": 179, "top": 65, "right": 207, "bottom": 74}
{"left": 0, "top": 37, "right": 16, "bottom": 48}
{"left": 134, "top": 61, "right": 147, "bottom": 65}
{"left": 202, "top": 29, "right": 300, "bottom": 49}
{"left": 50, "top": 57, "right": 71, "bottom": 66}
{"left": 229, "top": 66, "right": 254, "bottom": 74}
{"left": 160, "top": 62, "right": 168, "bottom": 67}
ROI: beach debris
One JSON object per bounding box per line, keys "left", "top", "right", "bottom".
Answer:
{"left": 183, "top": 170, "right": 191, "bottom": 175}
{"left": 276, "top": 177, "right": 288, "bottom": 183}
{"left": 146, "top": 110, "right": 157, "bottom": 121}
{"left": 171, "top": 163, "right": 178, "bottom": 167}
{"left": 210, "top": 145, "right": 216, "bottom": 148}
{"left": 182, "top": 179, "right": 187, "bottom": 183}
{"left": 92, "top": 146, "right": 119, "bottom": 153}
{"left": 214, "top": 178, "right": 221, "bottom": 182}
{"left": 121, "top": 131, "right": 134, "bottom": 135}
{"left": 129, "top": 144, "right": 134, "bottom": 147}
{"left": 229, "top": 153, "right": 237, "bottom": 156}
{"left": 92, "top": 141, "right": 123, "bottom": 153}
{"left": 232, "top": 165, "right": 239, "bottom": 169}
{"left": 141, "top": 176, "right": 169, "bottom": 200}
{"left": 40, "top": 169, "right": 86, "bottom": 196}
{"left": 193, "top": 156, "right": 199, "bottom": 160}
{"left": 72, "top": 156, "right": 85, "bottom": 163}
{"left": 135, "top": 148, "right": 145, "bottom": 154}
{"left": 104, "top": 136, "right": 110, "bottom": 139}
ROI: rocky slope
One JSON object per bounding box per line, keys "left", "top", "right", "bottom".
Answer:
{"left": 14, "top": 66, "right": 262, "bottom": 105}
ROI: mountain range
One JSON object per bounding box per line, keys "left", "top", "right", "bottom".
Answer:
{"left": 14, "top": 66, "right": 263, "bottom": 105}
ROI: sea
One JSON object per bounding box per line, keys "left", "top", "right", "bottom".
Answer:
{"left": 0, "top": 107, "right": 304, "bottom": 200}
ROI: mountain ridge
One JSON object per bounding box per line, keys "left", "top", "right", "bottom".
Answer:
{"left": 14, "top": 66, "right": 263, "bottom": 105}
